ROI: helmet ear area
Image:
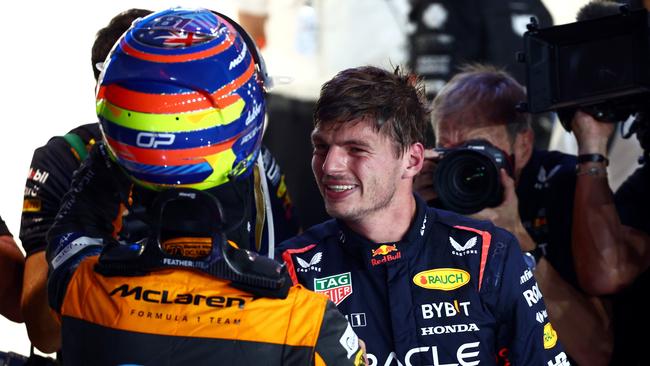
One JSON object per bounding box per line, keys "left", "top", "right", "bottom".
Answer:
{"left": 209, "top": 9, "right": 272, "bottom": 91}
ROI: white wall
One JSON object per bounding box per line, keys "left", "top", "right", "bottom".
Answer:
{"left": 0, "top": 0, "right": 586, "bottom": 357}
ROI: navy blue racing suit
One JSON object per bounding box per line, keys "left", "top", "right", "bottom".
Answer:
{"left": 277, "top": 195, "right": 569, "bottom": 366}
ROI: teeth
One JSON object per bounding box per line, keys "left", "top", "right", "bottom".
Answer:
{"left": 328, "top": 185, "right": 355, "bottom": 192}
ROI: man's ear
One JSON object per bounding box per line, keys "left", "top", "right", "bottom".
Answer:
{"left": 513, "top": 129, "right": 534, "bottom": 180}
{"left": 403, "top": 142, "right": 425, "bottom": 179}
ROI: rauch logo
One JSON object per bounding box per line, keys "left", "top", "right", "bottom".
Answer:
{"left": 314, "top": 272, "right": 352, "bottom": 305}
{"left": 543, "top": 323, "right": 558, "bottom": 349}
{"left": 413, "top": 268, "right": 470, "bottom": 291}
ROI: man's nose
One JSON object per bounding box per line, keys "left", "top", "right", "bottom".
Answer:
{"left": 321, "top": 146, "right": 347, "bottom": 175}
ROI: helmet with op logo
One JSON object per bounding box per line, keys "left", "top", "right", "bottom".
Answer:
{"left": 96, "top": 7, "right": 270, "bottom": 190}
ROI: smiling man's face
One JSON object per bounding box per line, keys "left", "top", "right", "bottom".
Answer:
{"left": 311, "top": 117, "right": 407, "bottom": 222}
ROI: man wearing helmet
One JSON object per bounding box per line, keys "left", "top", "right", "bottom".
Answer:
{"left": 45, "top": 8, "right": 361, "bottom": 365}
{"left": 20, "top": 8, "right": 299, "bottom": 354}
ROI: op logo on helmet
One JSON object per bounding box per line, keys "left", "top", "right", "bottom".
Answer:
{"left": 136, "top": 132, "right": 176, "bottom": 148}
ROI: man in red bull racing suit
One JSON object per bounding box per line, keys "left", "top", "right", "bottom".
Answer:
{"left": 276, "top": 66, "right": 569, "bottom": 366}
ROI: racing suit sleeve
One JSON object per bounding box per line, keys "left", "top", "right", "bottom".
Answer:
{"left": 20, "top": 137, "right": 83, "bottom": 256}
{"left": 314, "top": 301, "right": 366, "bottom": 365}
{"left": 497, "top": 231, "right": 570, "bottom": 366}
{"left": 46, "top": 142, "right": 130, "bottom": 313}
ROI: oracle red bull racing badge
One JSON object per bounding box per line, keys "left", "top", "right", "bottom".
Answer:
{"left": 371, "top": 244, "right": 401, "bottom": 266}
{"left": 314, "top": 272, "right": 353, "bottom": 305}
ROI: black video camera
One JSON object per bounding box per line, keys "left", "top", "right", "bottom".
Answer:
{"left": 434, "top": 140, "right": 513, "bottom": 214}
{"left": 519, "top": 6, "right": 650, "bottom": 151}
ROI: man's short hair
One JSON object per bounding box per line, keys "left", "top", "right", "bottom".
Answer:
{"left": 431, "top": 64, "right": 531, "bottom": 142}
{"left": 91, "top": 9, "right": 152, "bottom": 81}
{"left": 314, "top": 66, "right": 430, "bottom": 157}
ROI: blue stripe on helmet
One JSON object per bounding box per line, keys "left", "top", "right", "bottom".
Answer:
{"left": 119, "top": 159, "right": 213, "bottom": 185}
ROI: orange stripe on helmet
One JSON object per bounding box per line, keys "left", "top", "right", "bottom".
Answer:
{"left": 100, "top": 84, "right": 241, "bottom": 114}
{"left": 119, "top": 34, "right": 235, "bottom": 63}
{"left": 210, "top": 60, "right": 255, "bottom": 101}
{"left": 453, "top": 225, "right": 492, "bottom": 292}
{"left": 106, "top": 135, "right": 237, "bottom": 166}
{"left": 97, "top": 61, "right": 254, "bottom": 112}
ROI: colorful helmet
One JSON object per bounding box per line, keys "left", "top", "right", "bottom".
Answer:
{"left": 96, "top": 7, "right": 269, "bottom": 190}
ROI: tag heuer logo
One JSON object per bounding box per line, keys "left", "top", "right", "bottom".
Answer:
{"left": 314, "top": 272, "right": 352, "bottom": 305}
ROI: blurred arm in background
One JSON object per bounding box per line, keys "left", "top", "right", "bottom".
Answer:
{"left": 0, "top": 216, "right": 24, "bottom": 323}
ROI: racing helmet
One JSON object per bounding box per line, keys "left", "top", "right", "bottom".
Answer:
{"left": 96, "top": 7, "right": 270, "bottom": 190}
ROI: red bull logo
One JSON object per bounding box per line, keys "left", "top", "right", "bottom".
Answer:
{"left": 371, "top": 244, "right": 401, "bottom": 266}
{"left": 372, "top": 244, "right": 397, "bottom": 257}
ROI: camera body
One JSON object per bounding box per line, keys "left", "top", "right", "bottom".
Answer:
{"left": 519, "top": 6, "right": 650, "bottom": 136}
{"left": 434, "top": 140, "right": 513, "bottom": 214}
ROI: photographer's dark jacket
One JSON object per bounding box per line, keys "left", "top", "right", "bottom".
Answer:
{"left": 610, "top": 162, "right": 650, "bottom": 366}
{"left": 277, "top": 195, "right": 569, "bottom": 366}
{"left": 516, "top": 149, "right": 578, "bottom": 287}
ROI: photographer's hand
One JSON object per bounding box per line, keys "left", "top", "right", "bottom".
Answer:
{"left": 571, "top": 110, "right": 615, "bottom": 155}
{"left": 413, "top": 149, "right": 441, "bottom": 203}
{"left": 470, "top": 169, "right": 536, "bottom": 251}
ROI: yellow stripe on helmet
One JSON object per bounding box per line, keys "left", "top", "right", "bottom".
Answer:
{"left": 96, "top": 98, "right": 245, "bottom": 132}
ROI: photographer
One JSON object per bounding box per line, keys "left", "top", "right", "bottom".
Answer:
{"left": 571, "top": 110, "right": 650, "bottom": 365}
{"left": 414, "top": 64, "right": 612, "bottom": 365}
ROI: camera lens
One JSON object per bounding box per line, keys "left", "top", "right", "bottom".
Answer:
{"left": 455, "top": 160, "right": 489, "bottom": 193}
{"left": 434, "top": 149, "right": 503, "bottom": 214}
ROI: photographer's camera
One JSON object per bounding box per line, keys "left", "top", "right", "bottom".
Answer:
{"left": 434, "top": 140, "right": 513, "bottom": 214}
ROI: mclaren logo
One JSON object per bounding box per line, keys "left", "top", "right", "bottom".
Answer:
{"left": 450, "top": 236, "right": 478, "bottom": 256}
{"left": 413, "top": 268, "right": 470, "bottom": 291}
{"left": 109, "top": 284, "right": 247, "bottom": 309}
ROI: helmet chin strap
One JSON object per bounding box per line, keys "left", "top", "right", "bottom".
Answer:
{"left": 221, "top": 170, "right": 252, "bottom": 235}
